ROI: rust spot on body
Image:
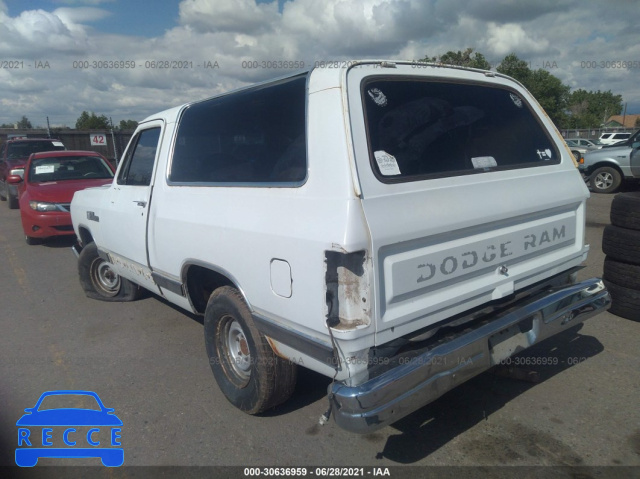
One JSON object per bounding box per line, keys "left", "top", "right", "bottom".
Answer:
{"left": 265, "top": 336, "right": 288, "bottom": 360}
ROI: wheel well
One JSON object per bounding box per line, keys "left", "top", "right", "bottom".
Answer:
{"left": 185, "top": 265, "right": 236, "bottom": 314}
{"left": 589, "top": 162, "right": 623, "bottom": 176}
{"left": 78, "top": 227, "right": 94, "bottom": 246}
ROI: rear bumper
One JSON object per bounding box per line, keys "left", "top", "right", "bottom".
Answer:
{"left": 330, "top": 277, "right": 610, "bottom": 433}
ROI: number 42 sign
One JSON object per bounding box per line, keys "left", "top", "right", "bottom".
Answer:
{"left": 90, "top": 134, "right": 106, "bottom": 146}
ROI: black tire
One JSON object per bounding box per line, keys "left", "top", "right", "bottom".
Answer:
{"left": 7, "top": 189, "right": 19, "bottom": 209}
{"left": 602, "top": 225, "right": 640, "bottom": 265}
{"left": 603, "top": 258, "right": 640, "bottom": 290}
{"left": 78, "top": 242, "right": 141, "bottom": 301}
{"left": 589, "top": 166, "right": 622, "bottom": 194}
{"left": 0, "top": 183, "right": 6, "bottom": 201}
{"left": 571, "top": 150, "right": 582, "bottom": 161}
{"left": 204, "top": 286, "right": 297, "bottom": 414}
{"left": 610, "top": 192, "right": 640, "bottom": 230}
{"left": 25, "top": 236, "right": 42, "bottom": 246}
{"left": 604, "top": 280, "right": 640, "bottom": 321}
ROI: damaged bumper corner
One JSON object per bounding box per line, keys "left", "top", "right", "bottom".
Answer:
{"left": 329, "top": 277, "right": 610, "bottom": 434}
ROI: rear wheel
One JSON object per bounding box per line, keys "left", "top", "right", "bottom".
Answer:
{"left": 590, "top": 166, "right": 622, "bottom": 194}
{"left": 204, "top": 286, "right": 297, "bottom": 414}
{"left": 78, "top": 242, "right": 141, "bottom": 301}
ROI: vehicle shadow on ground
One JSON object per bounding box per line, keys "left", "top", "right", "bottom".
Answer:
{"left": 369, "top": 324, "right": 604, "bottom": 463}
{"left": 40, "top": 236, "right": 76, "bottom": 248}
{"left": 264, "top": 367, "right": 332, "bottom": 416}
{"left": 587, "top": 181, "right": 640, "bottom": 194}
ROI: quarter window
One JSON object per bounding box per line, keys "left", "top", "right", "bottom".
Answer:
{"left": 169, "top": 75, "right": 307, "bottom": 185}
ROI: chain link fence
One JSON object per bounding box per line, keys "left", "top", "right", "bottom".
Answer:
{"left": 560, "top": 127, "right": 637, "bottom": 140}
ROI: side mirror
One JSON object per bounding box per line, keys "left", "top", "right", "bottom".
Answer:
{"left": 6, "top": 174, "right": 23, "bottom": 184}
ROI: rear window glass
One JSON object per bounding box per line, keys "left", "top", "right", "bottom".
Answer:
{"left": 28, "top": 155, "right": 113, "bottom": 183}
{"left": 7, "top": 141, "right": 65, "bottom": 159}
{"left": 169, "top": 75, "right": 307, "bottom": 185}
{"left": 362, "top": 79, "right": 559, "bottom": 182}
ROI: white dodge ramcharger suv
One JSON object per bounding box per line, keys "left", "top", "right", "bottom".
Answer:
{"left": 71, "top": 60, "right": 610, "bottom": 433}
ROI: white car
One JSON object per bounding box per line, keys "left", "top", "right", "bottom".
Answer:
{"left": 599, "top": 132, "right": 632, "bottom": 145}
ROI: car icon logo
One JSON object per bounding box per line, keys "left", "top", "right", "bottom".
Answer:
{"left": 15, "top": 390, "right": 123, "bottom": 467}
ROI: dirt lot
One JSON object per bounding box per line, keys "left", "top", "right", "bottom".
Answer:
{"left": 0, "top": 191, "right": 638, "bottom": 477}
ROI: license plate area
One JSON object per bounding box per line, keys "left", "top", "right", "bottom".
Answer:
{"left": 489, "top": 316, "right": 536, "bottom": 365}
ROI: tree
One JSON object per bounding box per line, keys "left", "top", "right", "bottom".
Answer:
{"left": 421, "top": 47, "right": 491, "bottom": 70}
{"left": 118, "top": 119, "right": 138, "bottom": 130}
{"left": 16, "top": 116, "right": 33, "bottom": 128}
{"left": 496, "top": 54, "right": 531, "bottom": 84}
{"left": 526, "top": 69, "right": 570, "bottom": 127}
{"left": 75, "top": 111, "right": 110, "bottom": 129}
{"left": 420, "top": 49, "right": 625, "bottom": 129}
{"left": 566, "top": 89, "right": 623, "bottom": 128}
{"left": 497, "top": 53, "right": 570, "bottom": 127}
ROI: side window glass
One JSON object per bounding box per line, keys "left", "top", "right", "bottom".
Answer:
{"left": 169, "top": 75, "right": 307, "bottom": 185}
{"left": 118, "top": 127, "right": 161, "bottom": 186}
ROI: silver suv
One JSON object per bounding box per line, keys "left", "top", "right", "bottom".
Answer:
{"left": 580, "top": 130, "right": 640, "bottom": 193}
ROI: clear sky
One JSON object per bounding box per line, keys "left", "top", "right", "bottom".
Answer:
{"left": 1, "top": 0, "right": 638, "bottom": 127}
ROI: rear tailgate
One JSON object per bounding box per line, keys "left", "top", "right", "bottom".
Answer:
{"left": 345, "top": 63, "right": 590, "bottom": 345}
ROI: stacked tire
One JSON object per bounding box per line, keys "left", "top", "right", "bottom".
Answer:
{"left": 602, "top": 192, "right": 640, "bottom": 321}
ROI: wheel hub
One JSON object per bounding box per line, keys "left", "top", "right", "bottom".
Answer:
{"left": 90, "top": 258, "right": 121, "bottom": 296}
{"left": 225, "top": 319, "right": 251, "bottom": 382}
{"left": 595, "top": 172, "right": 613, "bottom": 189}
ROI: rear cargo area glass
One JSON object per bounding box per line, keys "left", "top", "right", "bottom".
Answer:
{"left": 362, "top": 78, "right": 559, "bottom": 182}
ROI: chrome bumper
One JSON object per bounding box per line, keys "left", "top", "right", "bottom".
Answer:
{"left": 330, "top": 277, "right": 610, "bottom": 434}
{"left": 71, "top": 242, "right": 82, "bottom": 258}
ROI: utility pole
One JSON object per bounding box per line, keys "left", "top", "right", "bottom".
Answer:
{"left": 109, "top": 117, "right": 118, "bottom": 162}
{"left": 602, "top": 107, "right": 609, "bottom": 127}
{"left": 46, "top": 116, "right": 51, "bottom": 138}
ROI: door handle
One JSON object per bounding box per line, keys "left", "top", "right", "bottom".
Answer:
{"left": 134, "top": 200, "right": 147, "bottom": 207}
